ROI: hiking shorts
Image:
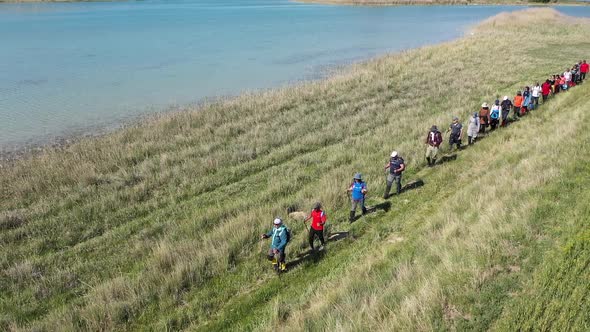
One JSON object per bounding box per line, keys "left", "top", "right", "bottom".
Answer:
{"left": 350, "top": 198, "right": 365, "bottom": 212}
{"left": 426, "top": 145, "right": 439, "bottom": 160}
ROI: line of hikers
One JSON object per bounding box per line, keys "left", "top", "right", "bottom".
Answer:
{"left": 261, "top": 60, "right": 588, "bottom": 272}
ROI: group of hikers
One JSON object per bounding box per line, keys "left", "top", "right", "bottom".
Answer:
{"left": 261, "top": 60, "right": 588, "bottom": 272}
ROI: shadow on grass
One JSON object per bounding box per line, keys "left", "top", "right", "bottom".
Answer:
{"left": 288, "top": 248, "right": 326, "bottom": 270}
{"left": 297, "top": 231, "right": 349, "bottom": 250}
{"left": 437, "top": 154, "right": 457, "bottom": 165}
{"left": 350, "top": 201, "right": 392, "bottom": 223}
{"left": 328, "top": 231, "right": 349, "bottom": 242}
{"left": 366, "top": 201, "right": 392, "bottom": 213}
{"left": 350, "top": 202, "right": 391, "bottom": 224}
{"left": 401, "top": 179, "right": 425, "bottom": 194}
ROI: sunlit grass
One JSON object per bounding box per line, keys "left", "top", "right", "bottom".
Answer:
{"left": 1, "top": 8, "right": 589, "bottom": 331}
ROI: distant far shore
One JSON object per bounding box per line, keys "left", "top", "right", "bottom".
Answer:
{"left": 0, "top": 0, "right": 123, "bottom": 3}
{"left": 295, "top": 0, "right": 586, "bottom": 5}
{"left": 3, "top": 0, "right": 585, "bottom": 5}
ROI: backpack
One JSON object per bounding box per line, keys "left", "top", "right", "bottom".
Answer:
{"left": 491, "top": 108, "right": 500, "bottom": 120}
{"left": 284, "top": 227, "right": 291, "bottom": 244}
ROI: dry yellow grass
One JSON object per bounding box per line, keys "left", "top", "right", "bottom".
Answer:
{"left": 1, "top": 8, "right": 589, "bottom": 331}
{"left": 277, "top": 89, "right": 590, "bottom": 330}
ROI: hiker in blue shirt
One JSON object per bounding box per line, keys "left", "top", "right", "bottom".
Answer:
{"left": 490, "top": 100, "right": 501, "bottom": 131}
{"left": 261, "top": 218, "right": 289, "bottom": 272}
{"left": 347, "top": 172, "right": 367, "bottom": 222}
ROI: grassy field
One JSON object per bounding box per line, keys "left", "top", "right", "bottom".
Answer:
{"left": 1, "top": 8, "right": 590, "bottom": 331}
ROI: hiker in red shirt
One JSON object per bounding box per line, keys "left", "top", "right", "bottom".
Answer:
{"left": 304, "top": 202, "right": 327, "bottom": 251}
{"left": 425, "top": 125, "right": 443, "bottom": 167}
{"left": 581, "top": 60, "right": 589, "bottom": 81}
{"left": 541, "top": 79, "right": 552, "bottom": 103}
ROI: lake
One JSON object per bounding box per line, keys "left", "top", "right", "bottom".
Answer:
{"left": 1, "top": 1, "right": 589, "bottom": 150}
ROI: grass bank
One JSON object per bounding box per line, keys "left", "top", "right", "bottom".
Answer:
{"left": 1, "top": 8, "right": 590, "bottom": 331}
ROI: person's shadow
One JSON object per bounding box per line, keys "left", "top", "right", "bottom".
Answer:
{"left": 401, "top": 179, "right": 425, "bottom": 193}
{"left": 437, "top": 154, "right": 457, "bottom": 165}
{"left": 366, "top": 201, "right": 392, "bottom": 214}
{"left": 287, "top": 248, "right": 326, "bottom": 270}
{"left": 328, "top": 231, "right": 349, "bottom": 242}
{"left": 351, "top": 201, "right": 392, "bottom": 222}
{"left": 288, "top": 231, "right": 350, "bottom": 269}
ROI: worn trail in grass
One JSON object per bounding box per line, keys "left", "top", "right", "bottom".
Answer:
{"left": 196, "top": 75, "right": 590, "bottom": 331}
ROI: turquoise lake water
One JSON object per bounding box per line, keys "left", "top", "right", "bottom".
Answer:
{"left": 1, "top": 1, "right": 589, "bottom": 149}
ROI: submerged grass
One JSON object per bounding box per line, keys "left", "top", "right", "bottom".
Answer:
{"left": 1, "top": 8, "right": 589, "bottom": 331}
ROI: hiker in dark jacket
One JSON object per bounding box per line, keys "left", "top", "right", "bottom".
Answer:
{"left": 500, "top": 96, "right": 512, "bottom": 127}
{"left": 384, "top": 151, "right": 405, "bottom": 199}
{"left": 425, "top": 125, "right": 443, "bottom": 167}
{"left": 448, "top": 117, "right": 463, "bottom": 151}
{"left": 261, "top": 218, "right": 289, "bottom": 271}
{"left": 347, "top": 173, "right": 367, "bottom": 222}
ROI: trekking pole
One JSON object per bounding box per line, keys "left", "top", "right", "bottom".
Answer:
{"left": 303, "top": 219, "right": 310, "bottom": 235}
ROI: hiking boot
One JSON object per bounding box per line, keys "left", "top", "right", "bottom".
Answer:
{"left": 362, "top": 207, "right": 368, "bottom": 215}
{"left": 280, "top": 262, "right": 287, "bottom": 272}
{"left": 349, "top": 211, "right": 355, "bottom": 223}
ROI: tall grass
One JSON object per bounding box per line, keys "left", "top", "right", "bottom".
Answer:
{"left": 1, "top": 8, "right": 589, "bottom": 331}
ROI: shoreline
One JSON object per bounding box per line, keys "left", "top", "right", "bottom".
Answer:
{"left": 1, "top": 0, "right": 587, "bottom": 5}
{"left": 294, "top": 0, "right": 588, "bottom": 6}
{"left": 0, "top": 4, "right": 583, "bottom": 164}
{"left": 0, "top": 0, "right": 126, "bottom": 3}
{"left": 0, "top": 100, "right": 221, "bottom": 165}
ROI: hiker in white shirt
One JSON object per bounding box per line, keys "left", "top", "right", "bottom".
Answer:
{"left": 531, "top": 82, "right": 542, "bottom": 110}
{"left": 564, "top": 69, "right": 572, "bottom": 83}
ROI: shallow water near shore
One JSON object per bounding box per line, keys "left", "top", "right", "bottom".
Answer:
{"left": 1, "top": 0, "right": 589, "bottom": 151}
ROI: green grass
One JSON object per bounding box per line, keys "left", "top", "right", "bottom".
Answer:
{"left": 1, "top": 8, "right": 590, "bottom": 331}
{"left": 493, "top": 172, "right": 590, "bottom": 331}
